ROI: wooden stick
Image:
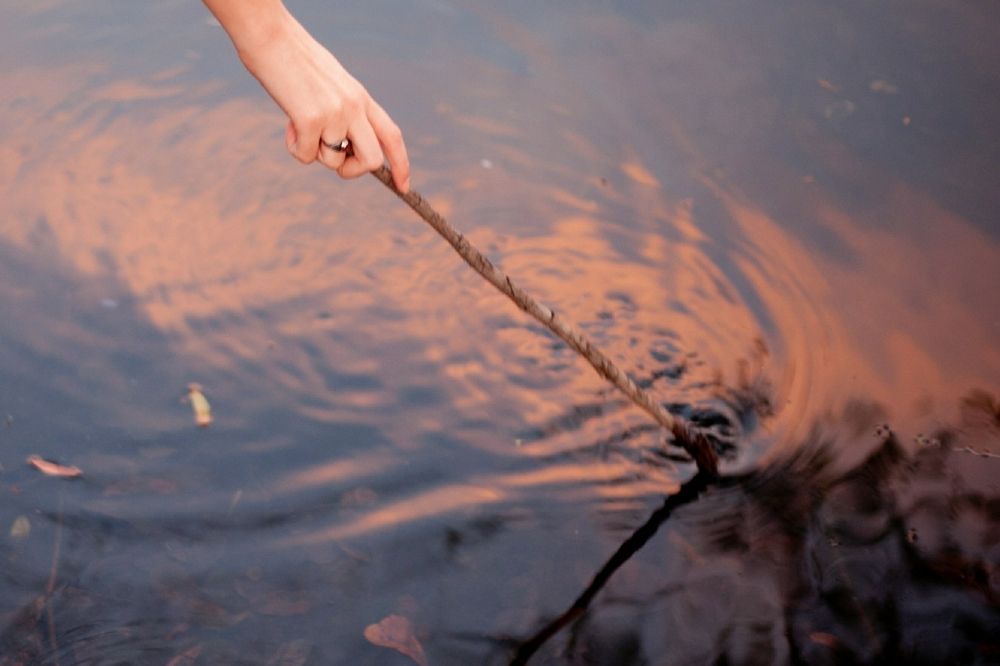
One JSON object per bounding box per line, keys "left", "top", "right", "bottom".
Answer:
{"left": 370, "top": 167, "right": 719, "bottom": 476}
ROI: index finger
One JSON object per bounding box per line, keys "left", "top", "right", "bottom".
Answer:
{"left": 368, "top": 100, "right": 410, "bottom": 192}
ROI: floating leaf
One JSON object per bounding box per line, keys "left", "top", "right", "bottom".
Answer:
{"left": 187, "top": 383, "right": 213, "bottom": 427}
{"left": 26, "top": 455, "right": 82, "bottom": 478}
{"left": 363, "top": 614, "right": 427, "bottom": 666}
{"left": 9, "top": 515, "right": 31, "bottom": 540}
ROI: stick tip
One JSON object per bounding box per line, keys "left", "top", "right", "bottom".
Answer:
{"left": 674, "top": 424, "right": 720, "bottom": 477}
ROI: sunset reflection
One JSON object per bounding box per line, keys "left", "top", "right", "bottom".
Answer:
{"left": 0, "top": 55, "right": 1000, "bottom": 466}
{"left": 2, "top": 2, "right": 999, "bottom": 662}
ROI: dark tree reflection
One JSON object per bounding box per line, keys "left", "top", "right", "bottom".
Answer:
{"left": 512, "top": 394, "right": 1000, "bottom": 665}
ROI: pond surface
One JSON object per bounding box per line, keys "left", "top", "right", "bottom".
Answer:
{"left": 1, "top": 1, "right": 998, "bottom": 664}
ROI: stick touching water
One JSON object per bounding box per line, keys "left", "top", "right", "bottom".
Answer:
{"left": 370, "top": 166, "right": 719, "bottom": 477}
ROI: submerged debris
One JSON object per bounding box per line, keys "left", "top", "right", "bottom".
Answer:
{"left": 26, "top": 455, "right": 82, "bottom": 478}
{"left": 8, "top": 515, "right": 30, "bottom": 540}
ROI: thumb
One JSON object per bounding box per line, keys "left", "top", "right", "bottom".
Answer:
{"left": 285, "top": 119, "right": 298, "bottom": 155}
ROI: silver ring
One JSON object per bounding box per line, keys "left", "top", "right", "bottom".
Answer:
{"left": 321, "top": 137, "right": 351, "bottom": 153}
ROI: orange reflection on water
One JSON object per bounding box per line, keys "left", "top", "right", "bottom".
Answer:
{"left": 282, "top": 484, "right": 507, "bottom": 545}
{"left": 2, "top": 43, "right": 998, "bottom": 542}
{"left": 700, "top": 173, "right": 1000, "bottom": 452}
{"left": 269, "top": 452, "right": 398, "bottom": 496}
{"left": 281, "top": 458, "right": 676, "bottom": 545}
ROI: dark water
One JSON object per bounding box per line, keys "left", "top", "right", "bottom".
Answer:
{"left": 1, "top": 1, "right": 998, "bottom": 664}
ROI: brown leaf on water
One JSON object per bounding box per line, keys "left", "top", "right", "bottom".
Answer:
{"left": 26, "top": 455, "right": 82, "bottom": 478}
{"left": 363, "top": 615, "right": 427, "bottom": 666}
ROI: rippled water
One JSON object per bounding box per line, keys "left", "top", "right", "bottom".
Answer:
{"left": 1, "top": 1, "right": 998, "bottom": 664}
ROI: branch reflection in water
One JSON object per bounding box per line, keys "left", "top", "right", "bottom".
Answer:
{"left": 511, "top": 471, "right": 714, "bottom": 665}
{"left": 506, "top": 394, "right": 1000, "bottom": 664}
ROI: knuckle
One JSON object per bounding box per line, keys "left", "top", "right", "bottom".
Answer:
{"left": 299, "top": 112, "right": 324, "bottom": 133}
{"left": 342, "top": 101, "right": 361, "bottom": 118}
{"left": 296, "top": 146, "right": 318, "bottom": 164}
{"left": 289, "top": 147, "right": 311, "bottom": 164}
{"left": 325, "top": 99, "right": 344, "bottom": 118}
{"left": 342, "top": 92, "right": 364, "bottom": 115}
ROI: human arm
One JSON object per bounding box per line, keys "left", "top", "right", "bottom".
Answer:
{"left": 202, "top": 0, "right": 410, "bottom": 191}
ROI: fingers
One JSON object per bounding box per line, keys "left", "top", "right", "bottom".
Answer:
{"left": 317, "top": 135, "right": 349, "bottom": 170}
{"left": 285, "top": 120, "right": 297, "bottom": 156}
{"left": 336, "top": 117, "right": 382, "bottom": 181}
{"left": 285, "top": 117, "right": 321, "bottom": 165}
{"left": 287, "top": 116, "right": 349, "bottom": 170}
{"left": 285, "top": 93, "right": 409, "bottom": 192}
{"left": 368, "top": 100, "right": 410, "bottom": 192}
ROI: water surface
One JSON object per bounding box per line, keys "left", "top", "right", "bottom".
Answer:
{"left": 1, "top": 1, "right": 998, "bottom": 663}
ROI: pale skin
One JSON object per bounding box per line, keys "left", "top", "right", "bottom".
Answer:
{"left": 203, "top": 0, "right": 410, "bottom": 192}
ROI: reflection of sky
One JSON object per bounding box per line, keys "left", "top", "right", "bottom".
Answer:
{"left": 1, "top": 0, "right": 998, "bottom": 557}
{"left": 1, "top": 3, "right": 999, "bottom": 663}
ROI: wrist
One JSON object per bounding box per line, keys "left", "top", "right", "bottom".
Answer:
{"left": 208, "top": 0, "right": 298, "bottom": 65}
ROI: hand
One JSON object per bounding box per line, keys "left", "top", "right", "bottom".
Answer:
{"left": 212, "top": 2, "right": 410, "bottom": 191}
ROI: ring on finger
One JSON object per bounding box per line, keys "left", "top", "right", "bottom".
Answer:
{"left": 321, "top": 137, "right": 351, "bottom": 153}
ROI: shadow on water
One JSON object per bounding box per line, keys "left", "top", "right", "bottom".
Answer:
{"left": 502, "top": 393, "right": 1000, "bottom": 665}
